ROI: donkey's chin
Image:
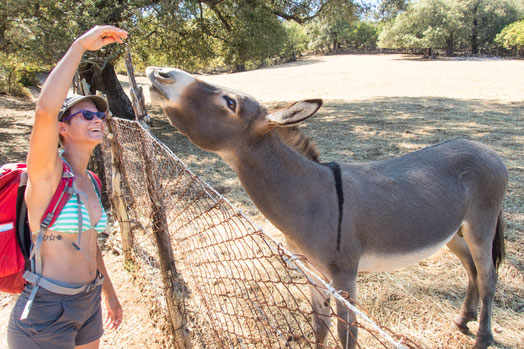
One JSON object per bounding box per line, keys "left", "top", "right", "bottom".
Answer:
{"left": 146, "top": 66, "right": 169, "bottom": 105}
{"left": 148, "top": 84, "right": 168, "bottom": 105}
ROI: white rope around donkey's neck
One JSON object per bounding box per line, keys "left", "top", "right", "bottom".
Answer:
{"left": 285, "top": 253, "right": 408, "bottom": 349}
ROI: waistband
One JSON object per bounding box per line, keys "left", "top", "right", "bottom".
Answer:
{"left": 20, "top": 270, "right": 104, "bottom": 320}
{"left": 23, "top": 270, "right": 104, "bottom": 295}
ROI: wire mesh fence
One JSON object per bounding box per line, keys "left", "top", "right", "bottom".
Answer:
{"left": 101, "top": 117, "right": 417, "bottom": 349}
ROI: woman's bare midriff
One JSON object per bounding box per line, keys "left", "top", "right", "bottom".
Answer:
{"left": 32, "top": 227, "right": 99, "bottom": 285}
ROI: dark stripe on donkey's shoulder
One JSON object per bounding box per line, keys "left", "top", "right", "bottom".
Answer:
{"left": 321, "top": 162, "right": 344, "bottom": 252}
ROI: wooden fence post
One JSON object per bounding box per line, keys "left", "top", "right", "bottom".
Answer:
{"left": 124, "top": 45, "right": 150, "bottom": 128}
{"left": 106, "top": 121, "right": 134, "bottom": 263}
{"left": 139, "top": 131, "right": 192, "bottom": 349}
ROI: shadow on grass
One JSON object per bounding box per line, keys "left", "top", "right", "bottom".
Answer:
{"left": 304, "top": 97, "right": 523, "bottom": 163}
{"left": 148, "top": 95, "right": 523, "bottom": 177}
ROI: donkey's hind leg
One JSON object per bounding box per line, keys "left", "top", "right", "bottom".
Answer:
{"left": 446, "top": 230, "right": 479, "bottom": 332}
{"left": 461, "top": 217, "right": 499, "bottom": 349}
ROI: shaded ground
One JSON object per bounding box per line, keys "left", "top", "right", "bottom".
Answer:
{"left": 1, "top": 54, "right": 523, "bottom": 348}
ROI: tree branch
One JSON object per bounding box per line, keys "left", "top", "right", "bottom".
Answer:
{"left": 202, "top": 1, "right": 233, "bottom": 32}
{"left": 271, "top": 0, "right": 330, "bottom": 24}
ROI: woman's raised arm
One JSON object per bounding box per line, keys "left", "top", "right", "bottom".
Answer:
{"left": 26, "top": 25, "right": 128, "bottom": 181}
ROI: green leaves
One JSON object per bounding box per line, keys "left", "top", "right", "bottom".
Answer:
{"left": 377, "top": 0, "right": 522, "bottom": 56}
{"left": 496, "top": 20, "right": 524, "bottom": 52}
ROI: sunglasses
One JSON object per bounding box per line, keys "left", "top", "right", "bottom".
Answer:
{"left": 62, "top": 110, "right": 107, "bottom": 122}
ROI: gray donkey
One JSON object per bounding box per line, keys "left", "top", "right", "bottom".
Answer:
{"left": 146, "top": 67, "right": 507, "bottom": 349}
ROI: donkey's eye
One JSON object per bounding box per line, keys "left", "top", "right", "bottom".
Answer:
{"left": 223, "top": 96, "right": 237, "bottom": 112}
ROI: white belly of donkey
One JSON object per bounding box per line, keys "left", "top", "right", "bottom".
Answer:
{"left": 358, "top": 232, "right": 457, "bottom": 272}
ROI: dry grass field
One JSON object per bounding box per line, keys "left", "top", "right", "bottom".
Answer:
{"left": 1, "top": 54, "right": 523, "bottom": 348}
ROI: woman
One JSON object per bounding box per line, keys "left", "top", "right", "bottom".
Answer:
{"left": 8, "top": 25, "right": 128, "bottom": 349}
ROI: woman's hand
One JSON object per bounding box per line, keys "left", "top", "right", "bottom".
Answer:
{"left": 75, "top": 25, "right": 128, "bottom": 52}
{"left": 104, "top": 294, "right": 123, "bottom": 330}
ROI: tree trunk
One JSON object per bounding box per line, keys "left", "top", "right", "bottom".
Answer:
{"left": 446, "top": 33, "right": 454, "bottom": 57}
{"left": 80, "top": 62, "right": 135, "bottom": 120}
{"left": 235, "top": 63, "right": 246, "bottom": 72}
{"left": 7, "top": 68, "right": 14, "bottom": 95}
{"left": 424, "top": 48, "right": 433, "bottom": 58}
{"left": 471, "top": 23, "right": 478, "bottom": 54}
{"left": 471, "top": 1, "right": 480, "bottom": 55}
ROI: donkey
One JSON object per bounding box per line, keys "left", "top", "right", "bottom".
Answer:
{"left": 146, "top": 67, "right": 508, "bottom": 349}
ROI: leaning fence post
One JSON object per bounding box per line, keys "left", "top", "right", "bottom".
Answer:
{"left": 139, "top": 131, "right": 192, "bottom": 349}
{"left": 105, "top": 120, "right": 135, "bottom": 263}
{"left": 124, "top": 45, "right": 150, "bottom": 129}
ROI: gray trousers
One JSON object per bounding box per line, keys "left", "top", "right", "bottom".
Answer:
{"left": 8, "top": 283, "right": 103, "bottom": 349}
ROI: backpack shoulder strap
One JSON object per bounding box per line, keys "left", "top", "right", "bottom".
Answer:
{"left": 15, "top": 171, "right": 31, "bottom": 262}
{"left": 21, "top": 161, "right": 76, "bottom": 320}
{"left": 87, "top": 171, "right": 102, "bottom": 199}
{"left": 39, "top": 161, "right": 75, "bottom": 230}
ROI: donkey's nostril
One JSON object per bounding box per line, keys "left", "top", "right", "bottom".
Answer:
{"left": 158, "top": 71, "right": 171, "bottom": 79}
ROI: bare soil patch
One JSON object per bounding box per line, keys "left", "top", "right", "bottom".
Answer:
{"left": 1, "top": 54, "right": 523, "bottom": 348}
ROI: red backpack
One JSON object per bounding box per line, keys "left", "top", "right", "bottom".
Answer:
{"left": 0, "top": 161, "right": 101, "bottom": 294}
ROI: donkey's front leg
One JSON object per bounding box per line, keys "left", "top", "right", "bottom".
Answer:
{"left": 309, "top": 284, "right": 332, "bottom": 348}
{"left": 334, "top": 271, "right": 358, "bottom": 349}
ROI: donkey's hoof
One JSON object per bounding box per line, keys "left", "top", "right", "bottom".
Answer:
{"left": 453, "top": 315, "right": 471, "bottom": 333}
{"left": 471, "top": 332, "right": 494, "bottom": 349}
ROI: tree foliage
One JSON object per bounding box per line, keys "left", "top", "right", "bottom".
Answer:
{"left": 305, "top": 0, "right": 374, "bottom": 53}
{"left": 496, "top": 20, "right": 524, "bottom": 55}
{"left": 473, "top": 0, "right": 521, "bottom": 52}
{"left": 377, "top": 0, "right": 522, "bottom": 56}
{"left": 0, "top": 0, "right": 76, "bottom": 95}
{"left": 378, "top": 0, "right": 466, "bottom": 55}
{"left": 282, "top": 21, "right": 309, "bottom": 61}
{"left": 375, "top": 0, "right": 409, "bottom": 22}
{"left": 3, "top": 0, "right": 520, "bottom": 98}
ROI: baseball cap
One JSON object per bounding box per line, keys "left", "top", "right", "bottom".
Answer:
{"left": 58, "top": 94, "right": 109, "bottom": 121}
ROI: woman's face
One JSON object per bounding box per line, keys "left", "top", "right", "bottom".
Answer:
{"left": 59, "top": 100, "right": 105, "bottom": 146}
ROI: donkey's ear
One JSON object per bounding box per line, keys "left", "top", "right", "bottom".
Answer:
{"left": 267, "top": 99, "right": 323, "bottom": 126}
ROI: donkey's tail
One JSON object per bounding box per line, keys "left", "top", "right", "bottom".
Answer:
{"left": 492, "top": 209, "right": 505, "bottom": 271}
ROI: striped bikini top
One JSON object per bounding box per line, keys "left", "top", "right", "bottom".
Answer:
{"left": 48, "top": 174, "right": 108, "bottom": 234}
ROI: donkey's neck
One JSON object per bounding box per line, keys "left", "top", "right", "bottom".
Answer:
{"left": 221, "top": 133, "right": 332, "bottom": 239}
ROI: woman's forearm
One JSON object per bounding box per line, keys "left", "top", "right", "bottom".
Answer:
{"left": 96, "top": 243, "right": 118, "bottom": 299}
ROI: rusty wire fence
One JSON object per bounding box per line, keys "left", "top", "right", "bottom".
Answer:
{"left": 101, "top": 117, "right": 417, "bottom": 349}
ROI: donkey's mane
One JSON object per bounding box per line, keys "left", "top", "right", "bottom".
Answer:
{"left": 277, "top": 126, "right": 320, "bottom": 163}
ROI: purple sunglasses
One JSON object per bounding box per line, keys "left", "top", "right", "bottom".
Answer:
{"left": 61, "top": 110, "right": 107, "bottom": 122}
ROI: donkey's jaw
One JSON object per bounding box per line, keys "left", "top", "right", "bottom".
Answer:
{"left": 146, "top": 66, "right": 196, "bottom": 106}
